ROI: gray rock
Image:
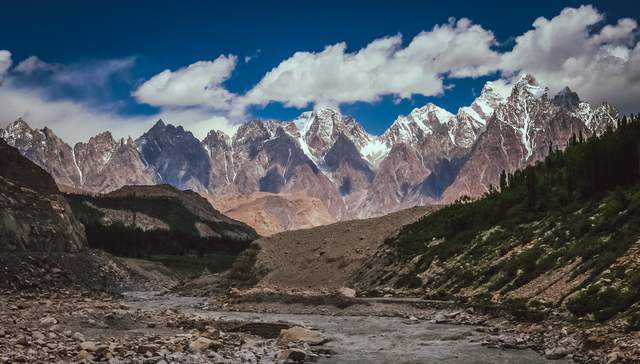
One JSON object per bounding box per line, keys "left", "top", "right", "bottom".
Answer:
{"left": 279, "top": 348, "right": 307, "bottom": 362}
{"left": 189, "top": 337, "right": 215, "bottom": 352}
{"left": 39, "top": 316, "right": 58, "bottom": 327}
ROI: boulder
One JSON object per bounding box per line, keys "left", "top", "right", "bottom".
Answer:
{"left": 79, "top": 341, "right": 98, "bottom": 352}
{"left": 338, "top": 287, "right": 356, "bottom": 298}
{"left": 544, "top": 346, "right": 573, "bottom": 360}
{"left": 189, "top": 337, "right": 216, "bottom": 352}
{"left": 72, "top": 332, "right": 85, "bottom": 342}
{"left": 279, "top": 348, "right": 307, "bottom": 362}
{"left": 39, "top": 317, "right": 58, "bottom": 327}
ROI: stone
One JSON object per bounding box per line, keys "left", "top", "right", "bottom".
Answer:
{"left": 278, "top": 326, "right": 327, "bottom": 346}
{"left": 39, "top": 316, "right": 58, "bottom": 327}
{"left": 607, "top": 351, "right": 624, "bottom": 364}
{"left": 434, "top": 313, "right": 448, "bottom": 323}
{"left": 189, "top": 337, "right": 215, "bottom": 352}
{"left": 32, "top": 331, "right": 45, "bottom": 340}
{"left": 338, "top": 287, "right": 356, "bottom": 298}
{"left": 279, "top": 348, "right": 307, "bottom": 362}
{"left": 79, "top": 341, "right": 98, "bottom": 352}
{"left": 545, "top": 346, "right": 572, "bottom": 360}
{"left": 76, "top": 350, "right": 93, "bottom": 361}
{"left": 72, "top": 332, "right": 85, "bottom": 342}
{"left": 15, "top": 335, "right": 28, "bottom": 346}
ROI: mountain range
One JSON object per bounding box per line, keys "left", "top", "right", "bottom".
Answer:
{"left": 1, "top": 74, "right": 619, "bottom": 228}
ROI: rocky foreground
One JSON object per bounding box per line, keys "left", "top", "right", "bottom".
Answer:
{"left": 4, "top": 285, "right": 639, "bottom": 364}
{"left": 0, "top": 289, "right": 333, "bottom": 364}
{"left": 205, "top": 287, "right": 640, "bottom": 364}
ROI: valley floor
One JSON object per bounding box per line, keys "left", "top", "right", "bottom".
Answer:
{"left": 0, "top": 288, "right": 610, "bottom": 364}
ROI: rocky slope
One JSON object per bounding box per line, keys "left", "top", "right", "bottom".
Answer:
{"left": 0, "top": 137, "right": 86, "bottom": 253}
{"left": 353, "top": 117, "right": 640, "bottom": 319}
{"left": 206, "top": 192, "right": 336, "bottom": 236}
{"left": 74, "top": 132, "right": 156, "bottom": 193}
{"left": 232, "top": 205, "right": 436, "bottom": 290}
{"left": 0, "top": 137, "right": 173, "bottom": 293}
{"left": 2, "top": 74, "right": 622, "bottom": 226}
{"left": 442, "top": 75, "right": 616, "bottom": 201}
{"left": 136, "top": 121, "right": 209, "bottom": 192}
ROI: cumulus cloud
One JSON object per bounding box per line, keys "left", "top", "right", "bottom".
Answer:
{"left": 14, "top": 56, "right": 58, "bottom": 74}
{"left": 3, "top": 5, "right": 640, "bottom": 145}
{"left": 1, "top": 54, "right": 239, "bottom": 144}
{"left": 235, "top": 5, "right": 640, "bottom": 114}
{"left": 0, "top": 79, "right": 151, "bottom": 144}
{"left": 497, "top": 5, "right": 640, "bottom": 112}
{"left": 133, "top": 54, "right": 237, "bottom": 110}
{"left": 131, "top": 5, "right": 640, "bottom": 118}
{"left": 0, "top": 50, "right": 12, "bottom": 80}
{"left": 0, "top": 79, "right": 238, "bottom": 144}
{"left": 234, "top": 18, "right": 499, "bottom": 113}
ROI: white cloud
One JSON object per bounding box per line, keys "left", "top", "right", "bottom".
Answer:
{"left": 133, "top": 54, "right": 237, "bottom": 110}
{"left": 0, "top": 80, "right": 239, "bottom": 145}
{"left": 3, "top": 5, "right": 640, "bottom": 146}
{"left": 0, "top": 50, "right": 12, "bottom": 80}
{"left": 14, "top": 56, "right": 58, "bottom": 74}
{"left": 235, "top": 18, "right": 499, "bottom": 113}
{"left": 497, "top": 5, "right": 640, "bottom": 113}
{"left": 0, "top": 79, "right": 150, "bottom": 144}
{"left": 131, "top": 5, "right": 640, "bottom": 118}
{"left": 51, "top": 57, "right": 136, "bottom": 89}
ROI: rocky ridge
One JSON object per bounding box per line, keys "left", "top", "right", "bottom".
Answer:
{"left": 2, "top": 74, "right": 621, "bottom": 225}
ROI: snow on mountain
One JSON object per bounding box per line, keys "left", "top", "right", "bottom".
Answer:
{"left": 457, "top": 81, "right": 506, "bottom": 130}
{"left": 2, "top": 73, "right": 624, "bottom": 222}
{"left": 290, "top": 107, "right": 384, "bottom": 166}
{"left": 572, "top": 102, "right": 618, "bottom": 134}
{"left": 383, "top": 103, "right": 455, "bottom": 148}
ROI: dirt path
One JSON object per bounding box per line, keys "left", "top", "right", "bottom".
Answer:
{"left": 125, "top": 292, "right": 570, "bottom": 363}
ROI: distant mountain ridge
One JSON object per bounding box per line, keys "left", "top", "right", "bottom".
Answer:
{"left": 1, "top": 74, "right": 619, "bottom": 223}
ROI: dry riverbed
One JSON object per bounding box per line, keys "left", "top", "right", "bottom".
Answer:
{"left": 0, "top": 288, "right": 585, "bottom": 363}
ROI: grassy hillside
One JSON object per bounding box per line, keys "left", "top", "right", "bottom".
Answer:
{"left": 353, "top": 115, "right": 640, "bottom": 323}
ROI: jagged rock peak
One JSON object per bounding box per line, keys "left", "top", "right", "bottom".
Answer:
{"left": 553, "top": 86, "right": 581, "bottom": 111}
{"left": 411, "top": 103, "right": 455, "bottom": 123}
{"left": 3, "top": 118, "right": 34, "bottom": 136}
{"left": 204, "top": 129, "right": 231, "bottom": 141}
{"left": 512, "top": 73, "right": 547, "bottom": 98}
{"left": 90, "top": 131, "right": 115, "bottom": 143}
{"left": 9, "top": 117, "right": 30, "bottom": 128}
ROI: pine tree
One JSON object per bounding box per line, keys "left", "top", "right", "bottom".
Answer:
{"left": 499, "top": 169, "right": 508, "bottom": 191}
{"left": 526, "top": 168, "right": 537, "bottom": 210}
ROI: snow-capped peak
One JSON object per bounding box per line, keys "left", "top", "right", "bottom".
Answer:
{"left": 290, "top": 106, "right": 377, "bottom": 164}
{"left": 412, "top": 103, "right": 455, "bottom": 125}
{"left": 457, "top": 81, "right": 507, "bottom": 130}
{"left": 2, "top": 118, "right": 39, "bottom": 145}
{"left": 513, "top": 73, "right": 546, "bottom": 98}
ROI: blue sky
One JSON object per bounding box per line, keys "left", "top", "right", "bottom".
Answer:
{"left": 0, "top": 0, "right": 639, "bottom": 142}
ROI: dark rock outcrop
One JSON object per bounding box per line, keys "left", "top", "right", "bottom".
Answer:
{"left": 0, "top": 138, "right": 87, "bottom": 253}
{"left": 136, "top": 120, "right": 210, "bottom": 192}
